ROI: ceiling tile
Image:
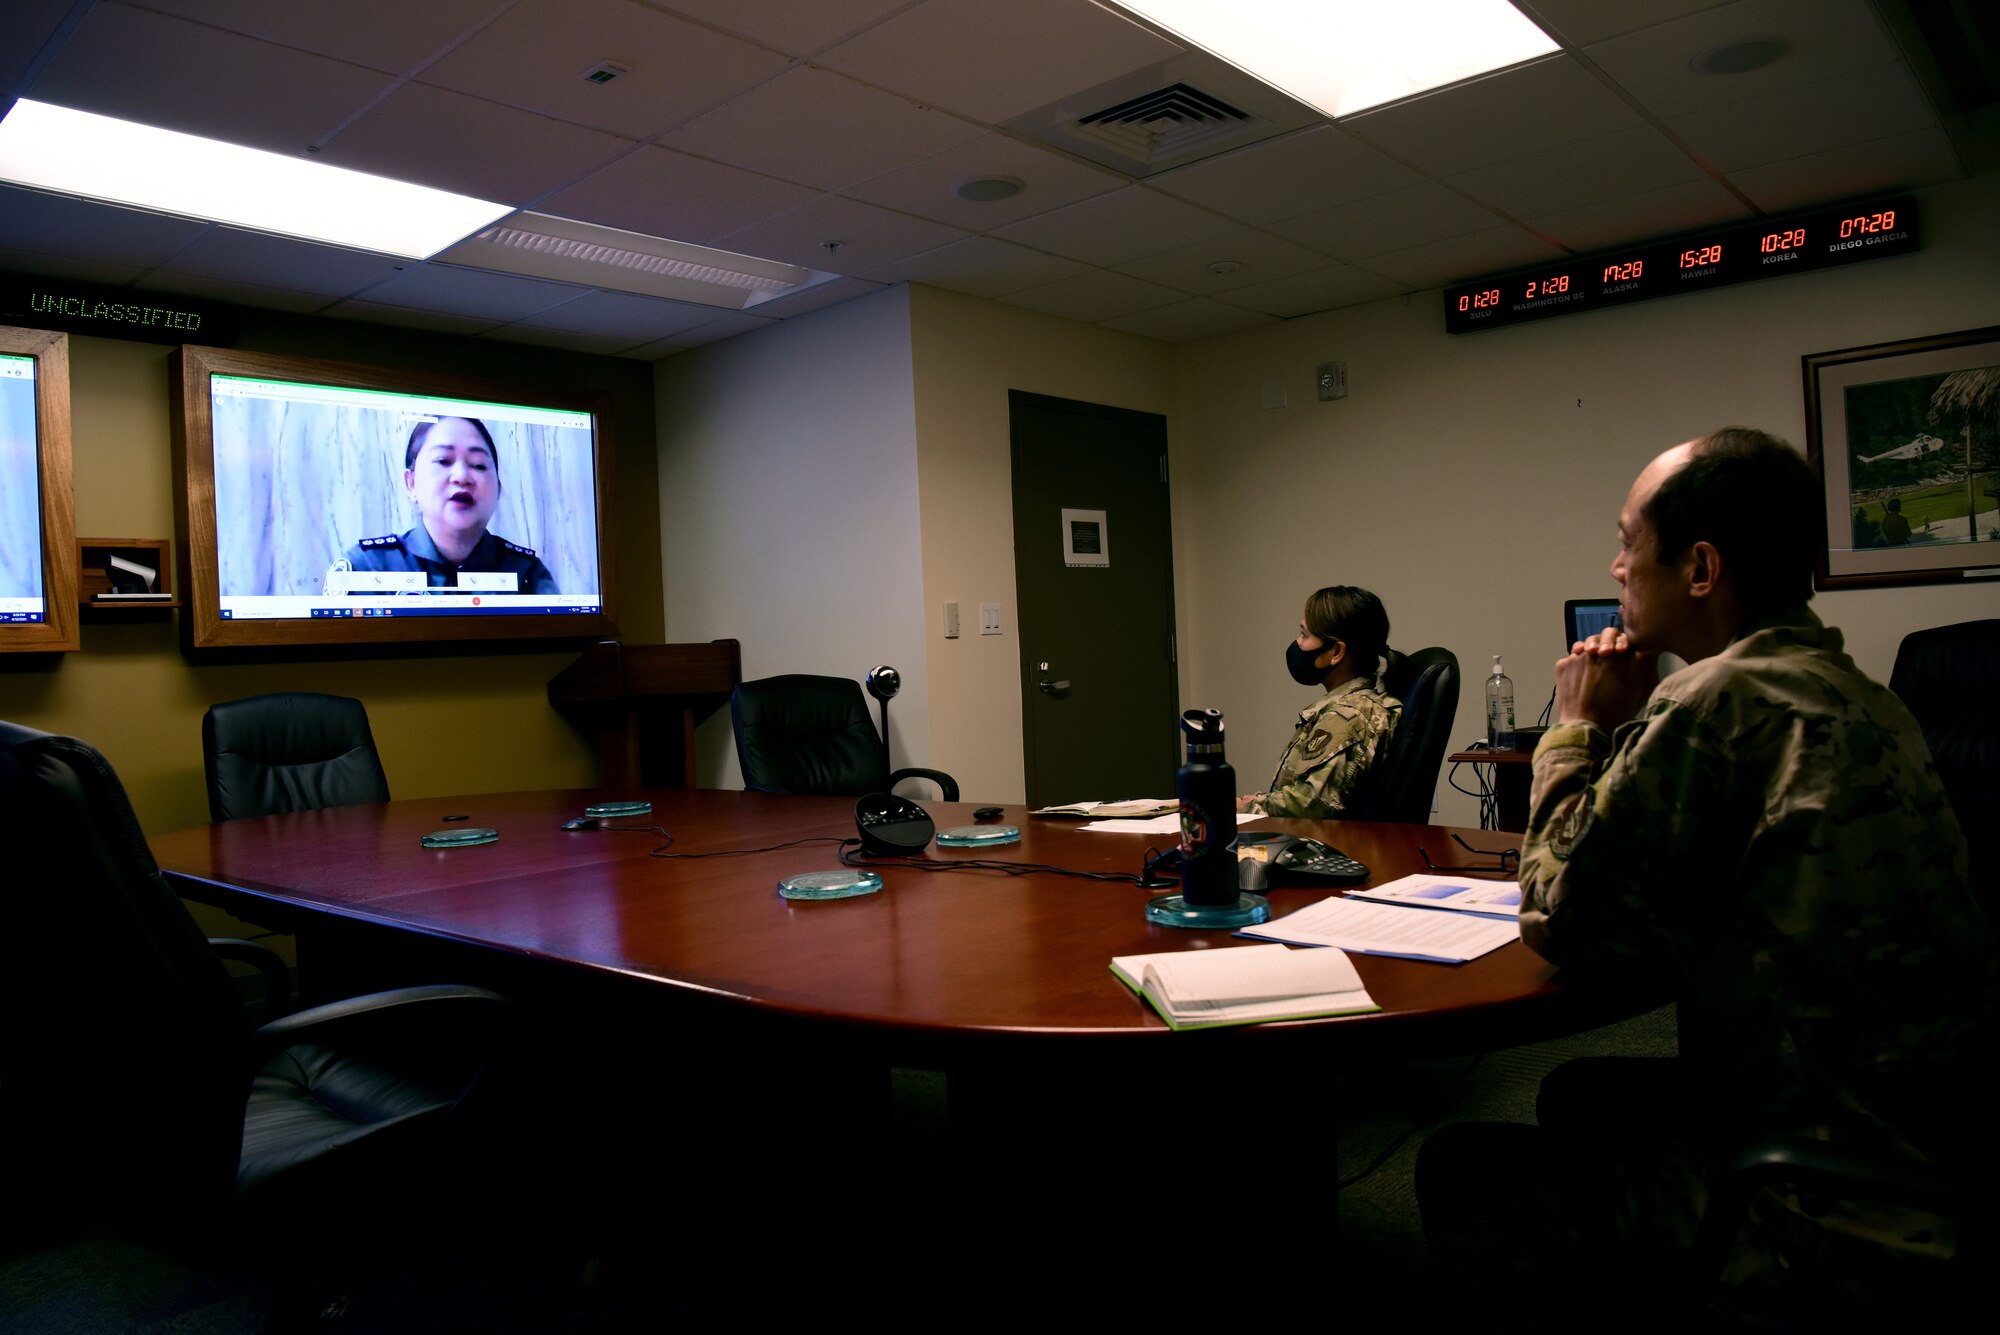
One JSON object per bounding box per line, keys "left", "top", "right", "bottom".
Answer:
{"left": 509, "top": 288, "right": 726, "bottom": 340}
{"left": 654, "top": 1, "right": 915, "bottom": 59}
{"left": 1529, "top": 177, "right": 1753, "bottom": 253}
{"left": 859, "top": 235, "right": 1090, "bottom": 297}
{"left": 1585, "top": 0, "right": 1903, "bottom": 118}
{"left": 30, "top": 3, "right": 394, "bottom": 153}
{"left": 1113, "top": 227, "right": 1329, "bottom": 294}
{"left": 661, "top": 67, "right": 982, "bottom": 191}
{"left": 713, "top": 194, "right": 971, "bottom": 272}
{"left": 1345, "top": 56, "right": 1643, "bottom": 179}
{"left": 815, "top": 0, "right": 1183, "bottom": 123}
{"left": 482, "top": 319, "right": 644, "bottom": 356}
{"left": 1098, "top": 298, "right": 1277, "bottom": 342}
{"left": 741, "top": 276, "right": 887, "bottom": 319}
{"left": 998, "top": 268, "right": 1186, "bottom": 323}
{"left": 124, "top": 0, "right": 505, "bottom": 74}
{"left": 1362, "top": 225, "right": 1568, "bottom": 290}
{"left": 151, "top": 228, "right": 409, "bottom": 298}
{"left": 1448, "top": 124, "right": 1707, "bottom": 219}
{"left": 1727, "top": 128, "right": 1966, "bottom": 213}
{"left": 0, "top": 187, "right": 209, "bottom": 267}
{"left": 990, "top": 186, "right": 1238, "bottom": 267}
{"left": 1147, "top": 125, "right": 1423, "bottom": 224}
{"left": 624, "top": 311, "right": 780, "bottom": 357}
{"left": 132, "top": 270, "right": 338, "bottom": 314}
{"left": 1525, "top": 0, "right": 1736, "bottom": 47}
{"left": 347, "top": 263, "right": 585, "bottom": 321}
{"left": 320, "top": 299, "right": 504, "bottom": 336}
{"left": 842, "top": 133, "right": 1126, "bottom": 230}
{"left": 3, "top": 0, "right": 73, "bottom": 90}
{"left": 1668, "top": 62, "right": 1938, "bottom": 174}
{"left": 1268, "top": 182, "right": 1509, "bottom": 261}
{"left": 538, "top": 146, "right": 820, "bottom": 245}
{"left": 419, "top": 0, "right": 791, "bottom": 140}
{"left": 0, "top": 247, "right": 146, "bottom": 288}
{"left": 319, "top": 83, "right": 633, "bottom": 207}
{"left": 1215, "top": 263, "right": 1408, "bottom": 318}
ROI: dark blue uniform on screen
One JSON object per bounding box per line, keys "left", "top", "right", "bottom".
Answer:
{"left": 342, "top": 526, "right": 558, "bottom": 595}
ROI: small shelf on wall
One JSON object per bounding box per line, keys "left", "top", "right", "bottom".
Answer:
{"left": 79, "top": 538, "right": 178, "bottom": 611}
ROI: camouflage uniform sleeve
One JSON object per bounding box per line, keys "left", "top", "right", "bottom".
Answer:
{"left": 1258, "top": 708, "right": 1383, "bottom": 818}
{"left": 1517, "top": 701, "right": 1745, "bottom": 971}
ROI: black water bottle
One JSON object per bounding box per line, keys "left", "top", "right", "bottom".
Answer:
{"left": 1177, "top": 709, "right": 1238, "bottom": 906}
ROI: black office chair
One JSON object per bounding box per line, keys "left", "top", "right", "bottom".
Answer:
{"left": 202, "top": 691, "right": 391, "bottom": 822}
{"left": 731, "top": 674, "right": 959, "bottom": 801}
{"left": 1350, "top": 647, "right": 1461, "bottom": 823}
{"left": 1889, "top": 619, "right": 1999, "bottom": 905}
{"left": 0, "top": 721, "right": 508, "bottom": 1316}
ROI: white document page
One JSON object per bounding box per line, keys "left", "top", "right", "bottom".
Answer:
{"left": 1239, "top": 894, "right": 1520, "bottom": 963}
{"left": 1345, "top": 873, "right": 1523, "bottom": 921}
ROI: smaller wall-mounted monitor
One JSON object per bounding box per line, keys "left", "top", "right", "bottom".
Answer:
{"left": 172, "top": 345, "right": 618, "bottom": 650}
{"left": 0, "top": 324, "right": 78, "bottom": 653}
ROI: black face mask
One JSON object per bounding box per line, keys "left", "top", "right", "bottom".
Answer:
{"left": 1286, "top": 638, "right": 1328, "bottom": 686}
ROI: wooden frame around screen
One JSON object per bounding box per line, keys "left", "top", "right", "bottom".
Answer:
{"left": 1805, "top": 324, "right": 2000, "bottom": 591}
{"left": 0, "top": 325, "right": 79, "bottom": 653}
{"left": 170, "top": 344, "right": 618, "bottom": 651}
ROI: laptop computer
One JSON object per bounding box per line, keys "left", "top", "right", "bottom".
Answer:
{"left": 1564, "top": 597, "right": 1622, "bottom": 647}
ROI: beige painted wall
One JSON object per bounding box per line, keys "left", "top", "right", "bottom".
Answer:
{"left": 906, "top": 286, "right": 1176, "bottom": 805}
{"left": 654, "top": 286, "right": 931, "bottom": 789}
{"left": 1172, "top": 169, "right": 2000, "bottom": 828}
{"left": 0, "top": 316, "right": 662, "bottom": 938}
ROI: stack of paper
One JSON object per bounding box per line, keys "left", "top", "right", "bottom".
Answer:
{"left": 1033, "top": 799, "right": 1178, "bottom": 818}
{"left": 1345, "top": 873, "right": 1522, "bottom": 921}
{"left": 1238, "top": 893, "right": 1519, "bottom": 963}
{"left": 1110, "top": 943, "right": 1379, "bottom": 1030}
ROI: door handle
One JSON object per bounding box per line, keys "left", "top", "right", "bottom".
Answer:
{"left": 1037, "top": 677, "right": 1071, "bottom": 695}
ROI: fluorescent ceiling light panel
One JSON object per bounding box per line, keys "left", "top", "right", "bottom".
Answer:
{"left": 1112, "top": 0, "right": 1558, "bottom": 118}
{"left": 0, "top": 99, "right": 510, "bottom": 259}
{"left": 435, "top": 212, "right": 823, "bottom": 311}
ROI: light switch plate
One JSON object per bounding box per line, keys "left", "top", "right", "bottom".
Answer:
{"left": 980, "top": 602, "right": 1002, "bottom": 636}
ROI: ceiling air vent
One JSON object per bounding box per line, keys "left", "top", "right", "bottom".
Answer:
{"left": 1072, "top": 83, "right": 1249, "bottom": 166}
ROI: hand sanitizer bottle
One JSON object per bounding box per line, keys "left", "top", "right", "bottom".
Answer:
{"left": 1486, "top": 656, "right": 1517, "bottom": 750}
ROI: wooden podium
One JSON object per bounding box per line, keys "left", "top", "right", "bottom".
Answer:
{"left": 548, "top": 639, "right": 741, "bottom": 788}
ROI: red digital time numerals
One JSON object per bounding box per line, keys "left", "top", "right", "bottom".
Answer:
{"left": 1679, "top": 244, "right": 1723, "bottom": 269}
{"left": 1839, "top": 210, "right": 1895, "bottom": 237}
{"left": 1524, "top": 274, "right": 1570, "bottom": 299}
{"left": 1457, "top": 288, "right": 1501, "bottom": 312}
{"left": 1760, "top": 228, "right": 1806, "bottom": 253}
{"left": 1601, "top": 259, "right": 1643, "bottom": 282}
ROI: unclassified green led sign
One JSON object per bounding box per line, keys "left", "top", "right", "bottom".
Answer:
{"left": 1, "top": 276, "right": 236, "bottom": 345}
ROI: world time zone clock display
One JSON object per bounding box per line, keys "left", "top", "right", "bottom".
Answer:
{"left": 1445, "top": 196, "right": 1916, "bottom": 334}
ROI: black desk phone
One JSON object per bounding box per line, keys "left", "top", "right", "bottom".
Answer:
{"left": 1233, "top": 832, "right": 1369, "bottom": 883}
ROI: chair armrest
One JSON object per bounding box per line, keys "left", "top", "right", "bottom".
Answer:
{"left": 252, "top": 983, "right": 509, "bottom": 1065}
{"left": 208, "top": 937, "right": 292, "bottom": 1024}
{"left": 889, "top": 767, "right": 959, "bottom": 802}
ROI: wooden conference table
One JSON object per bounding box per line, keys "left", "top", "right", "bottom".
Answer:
{"left": 149, "top": 788, "right": 1605, "bottom": 1071}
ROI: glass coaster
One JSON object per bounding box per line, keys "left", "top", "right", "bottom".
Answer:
{"left": 778, "top": 870, "right": 884, "bottom": 901}
{"left": 1143, "top": 892, "right": 1271, "bottom": 929}
{"left": 936, "top": 824, "right": 1020, "bottom": 847}
{"left": 585, "top": 800, "right": 652, "bottom": 818}
{"left": 420, "top": 827, "right": 499, "bottom": 849}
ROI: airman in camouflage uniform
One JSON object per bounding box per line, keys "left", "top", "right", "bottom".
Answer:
{"left": 1240, "top": 677, "right": 1400, "bottom": 818}
{"left": 1417, "top": 428, "right": 1989, "bottom": 1321}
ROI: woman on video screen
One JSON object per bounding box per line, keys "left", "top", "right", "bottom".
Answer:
{"left": 341, "top": 416, "right": 558, "bottom": 594}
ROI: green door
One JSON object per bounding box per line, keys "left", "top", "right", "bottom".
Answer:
{"left": 1008, "top": 391, "right": 1179, "bottom": 807}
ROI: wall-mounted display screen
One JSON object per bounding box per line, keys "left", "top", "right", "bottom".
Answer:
{"left": 0, "top": 324, "right": 77, "bottom": 652}
{"left": 1444, "top": 195, "right": 1917, "bottom": 334}
{"left": 0, "top": 353, "right": 44, "bottom": 623}
{"left": 173, "top": 346, "right": 617, "bottom": 650}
